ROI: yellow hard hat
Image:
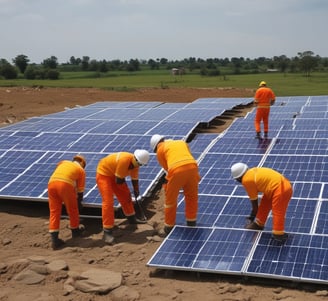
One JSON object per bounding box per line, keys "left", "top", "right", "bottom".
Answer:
{"left": 259, "top": 81, "right": 267, "bottom": 87}
{"left": 73, "top": 154, "right": 86, "bottom": 168}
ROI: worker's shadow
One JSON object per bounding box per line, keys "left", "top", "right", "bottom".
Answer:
{"left": 62, "top": 223, "right": 157, "bottom": 249}
{"left": 257, "top": 137, "right": 272, "bottom": 152}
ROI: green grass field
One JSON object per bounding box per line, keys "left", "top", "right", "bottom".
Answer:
{"left": 1, "top": 71, "right": 328, "bottom": 96}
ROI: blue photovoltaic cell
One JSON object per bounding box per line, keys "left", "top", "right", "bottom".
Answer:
{"left": 87, "top": 120, "right": 129, "bottom": 134}
{"left": 208, "top": 137, "right": 273, "bottom": 155}
{"left": 176, "top": 195, "right": 228, "bottom": 227}
{"left": 270, "top": 138, "right": 327, "bottom": 155}
{"left": 316, "top": 202, "right": 328, "bottom": 235}
{"left": 322, "top": 184, "right": 328, "bottom": 200}
{"left": 115, "top": 120, "right": 159, "bottom": 135}
{"left": 264, "top": 199, "right": 318, "bottom": 234}
{"left": 188, "top": 133, "right": 218, "bottom": 159}
{"left": 292, "top": 182, "right": 323, "bottom": 199}
{"left": 148, "top": 227, "right": 257, "bottom": 274}
{"left": 247, "top": 233, "right": 328, "bottom": 283}
{"left": 192, "top": 229, "right": 257, "bottom": 273}
{"left": 16, "top": 132, "right": 83, "bottom": 151}
{"left": 263, "top": 155, "right": 328, "bottom": 183}
{"left": 146, "top": 121, "right": 197, "bottom": 137}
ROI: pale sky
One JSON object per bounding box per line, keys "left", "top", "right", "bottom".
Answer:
{"left": 1, "top": 0, "right": 327, "bottom": 64}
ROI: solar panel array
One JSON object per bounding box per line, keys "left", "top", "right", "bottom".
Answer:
{"left": 1, "top": 95, "right": 327, "bottom": 284}
{"left": 148, "top": 96, "right": 328, "bottom": 285}
{"left": 0, "top": 98, "right": 249, "bottom": 207}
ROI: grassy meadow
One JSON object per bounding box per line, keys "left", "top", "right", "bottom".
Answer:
{"left": 1, "top": 70, "right": 328, "bottom": 96}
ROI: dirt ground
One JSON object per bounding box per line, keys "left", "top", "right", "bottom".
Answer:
{"left": 0, "top": 87, "right": 327, "bottom": 301}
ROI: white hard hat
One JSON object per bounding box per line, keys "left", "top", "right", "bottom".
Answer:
{"left": 134, "top": 149, "right": 150, "bottom": 166}
{"left": 231, "top": 162, "right": 248, "bottom": 179}
{"left": 150, "top": 134, "right": 165, "bottom": 152}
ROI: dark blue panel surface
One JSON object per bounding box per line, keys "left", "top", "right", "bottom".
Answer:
{"left": 247, "top": 233, "right": 328, "bottom": 283}
{"left": 316, "top": 201, "right": 328, "bottom": 235}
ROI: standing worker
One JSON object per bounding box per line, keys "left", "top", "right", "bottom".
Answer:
{"left": 48, "top": 154, "right": 86, "bottom": 250}
{"left": 150, "top": 134, "right": 201, "bottom": 236}
{"left": 231, "top": 162, "right": 293, "bottom": 243}
{"left": 96, "top": 149, "right": 150, "bottom": 245}
{"left": 254, "top": 81, "right": 276, "bottom": 139}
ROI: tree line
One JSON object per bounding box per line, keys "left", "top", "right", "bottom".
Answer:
{"left": 0, "top": 51, "right": 326, "bottom": 80}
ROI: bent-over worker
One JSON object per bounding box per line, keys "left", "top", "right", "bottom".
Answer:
{"left": 48, "top": 154, "right": 86, "bottom": 250}
{"left": 150, "top": 134, "right": 201, "bottom": 236}
{"left": 231, "top": 162, "right": 293, "bottom": 243}
{"left": 96, "top": 149, "right": 150, "bottom": 244}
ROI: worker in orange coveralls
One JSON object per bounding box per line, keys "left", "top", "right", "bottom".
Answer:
{"left": 48, "top": 154, "right": 86, "bottom": 250}
{"left": 231, "top": 162, "right": 293, "bottom": 243}
{"left": 150, "top": 134, "right": 201, "bottom": 236}
{"left": 96, "top": 149, "right": 150, "bottom": 245}
{"left": 254, "top": 81, "right": 276, "bottom": 139}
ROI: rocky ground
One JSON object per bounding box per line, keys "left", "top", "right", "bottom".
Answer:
{"left": 0, "top": 86, "right": 327, "bottom": 301}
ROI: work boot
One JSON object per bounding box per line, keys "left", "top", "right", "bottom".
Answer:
{"left": 157, "top": 225, "right": 174, "bottom": 238}
{"left": 127, "top": 215, "right": 147, "bottom": 224}
{"left": 71, "top": 225, "right": 85, "bottom": 238}
{"left": 103, "top": 229, "right": 115, "bottom": 245}
{"left": 187, "top": 220, "right": 196, "bottom": 227}
{"left": 50, "top": 232, "right": 65, "bottom": 250}
{"left": 255, "top": 132, "right": 261, "bottom": 139}
{"left": 272, "top": 233, "right": 288, "bottom": 243}
{"left": 246, "top": 221, "right": 264, "bottom": 230}
{"left": 264, "top": 132, "right": 268, "bottom": 139}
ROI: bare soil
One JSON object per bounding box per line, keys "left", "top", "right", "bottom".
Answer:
{"left": 0, "top": 87, "right": 326, "bottom": 300}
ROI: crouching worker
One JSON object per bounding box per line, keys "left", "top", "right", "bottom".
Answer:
{"left": 231, "top": 162, "right": 293, "bottom": 243}
{"left": 48, "top": 154, "right": 86, "bottom": 250}
{"left": 96, "top": 149, "right": 150, "bottom": 245}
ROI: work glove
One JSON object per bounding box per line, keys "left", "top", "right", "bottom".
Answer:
{"left": 272, "top": 233, "right": 288, "bottom": 244}
{"left": 246, "top": 211, "right": 256, "bottom": 222}
{"left": 77, "top": 192, "right": 83, "bottom": 212}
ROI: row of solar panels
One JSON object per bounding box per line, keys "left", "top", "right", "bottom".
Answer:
{"left": 0, "top": 98, "right": 251, "bottom": 205}
{"left": 148, "top": 95, "right": 328, "bottom": 284}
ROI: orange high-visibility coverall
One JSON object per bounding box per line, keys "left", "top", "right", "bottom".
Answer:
{"left": 254, "top": 86, "right": 275, "bottom": 134}
{"left": 48, "top": 160, "right": 86, "bottom": 232}
{"left": 241, "top": 167, "right": 293, "bottom": 235}
{"left": 96, "top": 152, "right": 138, "bottom": 230}
{"left": 156, "top": 140, "right": 200, "bottom": 228}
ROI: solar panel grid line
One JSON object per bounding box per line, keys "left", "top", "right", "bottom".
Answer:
{"left": 240, "top": 230, "right": 262, "bottom": 273}
{"left": 311, "top": 200, "right": 324, "bottom": 234}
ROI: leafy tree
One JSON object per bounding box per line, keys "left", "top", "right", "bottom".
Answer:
{"left": 24, "top": 65, "right": 37, "bottom": 79}
{"left": 0, "top": 60, "right": 18, "bottom": 79}
{"left": 273, "top": 55, "right": 290, "bottom": 73}
{"left": 127, "top": 59, "right": 140, "bottom": 71}
{"left": 13, "top": 54, "right": 29, "bottom": 73}
{"left": 42, "top": 56, "right": 58, "bottom": 69}
{"left": 99, "top": 60, "right": 108, "bottom": 72}
{"left": 148, "top": 59, "right": 159, "bottom": 70}
{"left": 81, "top": 56, "right": 90, "bottom": 71}
{"left": 297, "top": 51, "right": 318, "bottom": 76}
